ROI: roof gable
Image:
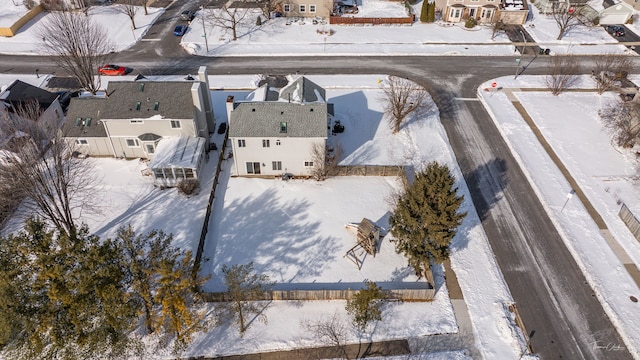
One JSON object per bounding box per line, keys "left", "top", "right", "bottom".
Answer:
{"left": 1, "top": 80, "right": 58, "bottom": 112}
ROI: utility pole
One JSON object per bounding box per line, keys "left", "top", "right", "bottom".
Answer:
{"left": 514, "top": 30, "right": 526, "bottom": 79}
{"left": 201, "top": 5, "right": 209, "bottom": 52}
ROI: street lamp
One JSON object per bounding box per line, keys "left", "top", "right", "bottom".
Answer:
{"left": 201, "top": 5, "right": 209, "bottom": 53}
{"left": 514, "top": 30, "right": 526, "bottom": 79}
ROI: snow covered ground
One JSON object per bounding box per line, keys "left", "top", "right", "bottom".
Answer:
{"left": 479, "top": 75, "right": 640, "bottom": 358}
{"left": 0, "top": 2, "right": 162, "bottom": 55}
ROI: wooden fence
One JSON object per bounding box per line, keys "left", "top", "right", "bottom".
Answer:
{"left": 202, "top": 287, "right": 435, "bottom": 302}
{"left": 329, "top": 15, "right": 415, "bottom": 25}
{"left": 193, "top": 129, "right": 229, "bottom": 278}
{"left": 0, "top": 5, "right": 44, "bottom": 37}
{"left": 619, "top": 203, "right": 640, "bottom": 242}
{"left": 328, "top": 165, "right": 409, "bottom": 177}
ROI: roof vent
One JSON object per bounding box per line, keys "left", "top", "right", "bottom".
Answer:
{"left": 252, "top": 108, "right": 256, "bottom": 112}
{"left": 281, "top": 111, "right": 284, "bottom": 115}
{"left": 310, "top": 108, "right": 314, "bottom": 112}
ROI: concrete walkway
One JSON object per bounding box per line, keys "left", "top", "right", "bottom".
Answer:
{"left": 502, "top": 87, "right": 640, "bottom": 289}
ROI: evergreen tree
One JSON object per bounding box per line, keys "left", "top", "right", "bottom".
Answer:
{"left": 345, "top": 281, "right": 385, "bottom": 333}
{"left": 420, "top": 0, "right": 429, "bottom": 22}
{"left": 0, "top": 218, "right": 136, "bottom": 360}
{"left": 157, "top": 250, "right": 208, "bottom": 353}
{"left": 222, "top": 262, "right": 272, "bottom": 335}
{"left": 389, "top": 162, "right": 467, "bottom": 278}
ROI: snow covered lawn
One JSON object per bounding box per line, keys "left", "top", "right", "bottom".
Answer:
{"left": 0, "top": 4, "right": 163, "bottom": 55}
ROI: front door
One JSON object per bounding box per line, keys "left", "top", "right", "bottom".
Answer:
{"left": 468, "top": 8, "right": 476, "bottom": 18}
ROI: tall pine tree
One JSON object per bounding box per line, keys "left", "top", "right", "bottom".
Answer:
{"left": 389, "top": 162, "right": 467, "bottom": 278}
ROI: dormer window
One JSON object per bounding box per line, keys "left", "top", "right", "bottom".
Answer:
{"left": 75, "top": 117, "right": 82, "bottom": 127}
{"left": 138, "top": 83, "right": 145, "bottom": 92}
{"left": 280, "top": 122, "right": 287, "bottom": 133}
{"left": 153, "top": 102, "right": 159, "bottom": 111}
{"left": 135, "top": 101, "right": 141, "bottom": 111}
{"left": 85, "top": 118, "right": 92, "bottom": 126}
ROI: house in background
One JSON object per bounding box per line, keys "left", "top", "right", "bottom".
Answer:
{"left": 62, "top": 66, "right": 215, "bottom": 187}
{"left": 598, "top": 1, "right": 633, "bottom": 24}
{"left": 0, "top": 79, "right": 64, "bottom": 151}
{"left": 438, "top": 0, "right": 529, "bottom": 24}
{"left": 533, "top": 0, "right": 588, "bottom": 14}
{"left": 227, "top": 76, "right": 331, "bottom": 177}
{"left": 281, "top": 0, "right": 332, "bottom": 18}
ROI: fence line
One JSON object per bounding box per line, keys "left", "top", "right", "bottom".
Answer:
{"left": 328, "top": 165, "right": 411, "bottom": 177}
{"left": 193, "top": 130, "right": 229, "bottom": 279}
{"left": 329, "top": 15, "right": 415, "bottom": 25}
{"left": 201, "top": 287, "right": 435, "bottom": 302}
{"left": 619, "top": 203, "right": 640, "bottom": 242}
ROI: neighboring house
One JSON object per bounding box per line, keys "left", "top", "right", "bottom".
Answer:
{"left": 534, "top": 0, "right": 588, "bottom": 14}
{"left": 620, "top": 0, "right": 640, "bottom": 10}
{"left": 438, "top": 0, "right": 529, "bottom": 24}
{"left": 598, "top": 1, "right": 633, "bottom": 24}
{"left": 282, "top": 0, "right": 332, "bottom": 18}
{"left": 227, "top": 76, "right": 330, "bottom": 177}
{"left": 0, "top": 79, "right": 64, "bottom": 150}
{"left": 62, "top": 66, "right": 215, "bottom": 187}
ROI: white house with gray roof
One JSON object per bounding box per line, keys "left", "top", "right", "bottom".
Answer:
{"left": 62, "top": 66, "right": 215, "bottom": 187}
{"left": 227, "top": 76, "right": 330, "bottom": 177}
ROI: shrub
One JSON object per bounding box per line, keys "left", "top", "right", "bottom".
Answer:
{"left": 465, "top": 17, "right": 476, "bottom": 28}
{"left": 177, "top": 179, "right": 199, "bottom": 195}
{"left": 420, "top": 0, "right": 429, "bottom": 22}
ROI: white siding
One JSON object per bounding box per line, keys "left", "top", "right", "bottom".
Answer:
{"left": 231, "top": 136, "right": 325, "bottom": 176}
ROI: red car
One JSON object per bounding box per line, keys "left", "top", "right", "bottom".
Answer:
{"left": 98, "top": 64, "right": 126, "bottom": 76}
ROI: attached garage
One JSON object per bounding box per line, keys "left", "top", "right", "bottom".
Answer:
{"left": 599, "top": 2, "right": 633, "bottom": 25}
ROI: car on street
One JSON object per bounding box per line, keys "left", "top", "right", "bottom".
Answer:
{"left": 607, "top": 25, "right": 625, "bottom": 37}
{"left": 174, "top": 25, "right": 188, "bottom": 36}
{"left": 180, "top": 9, "right": 196, "bottom": 21}
{"left": 98, "top": 64, "right": 127, "bottom": 76}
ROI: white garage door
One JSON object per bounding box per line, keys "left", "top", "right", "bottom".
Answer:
{"left": 599, "top": 13, "right": 629, "bottom": 25}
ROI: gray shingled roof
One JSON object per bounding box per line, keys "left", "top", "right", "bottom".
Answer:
{"left": 229, "top": 102, "right": 328, "bottom": 138}
{"left": 278, "top": 76, "right": 326, "bottom": 103}
{"left": 1, "top": 80, "right": 59, "bottom": 112}
{"left": 62, "top": 97, "right": 107, "bottom": 137}
{"left": 101, "top": 81, "right": 195, "bottom": 120}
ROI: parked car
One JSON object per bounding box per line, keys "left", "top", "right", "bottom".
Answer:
{"left": 98, "top": 64, "right": 127, "bottom": 76}
{"left": 607, "top": 25, "right": 625, "bottom": 37}
{"left": 180, "top": 9, "right": 196, "bottom": 21}
{"left": 174, "top": 25, "right": 188, "bottom": 36}
{"left": 217, "top": 122, "right": 227, "bottom": 134}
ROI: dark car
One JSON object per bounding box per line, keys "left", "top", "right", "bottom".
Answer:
{"left": 607, "top": 25, "right": 625, "bottom": 37}
{"left": 180, "top": 9, "right": 196, "bottom": 21}
{"left": 217, "top": 122, "right": 227, "bottom": 134}
{"left": 174, "top": 25, "right": 188, "bottom": 36}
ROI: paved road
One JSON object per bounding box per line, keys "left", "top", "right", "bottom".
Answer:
{"left": 0, "top": 13, "right": 638, "bottom": 357}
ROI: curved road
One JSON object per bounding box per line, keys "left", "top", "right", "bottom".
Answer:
{"left": 1, "top": 5, "right": 638, "bottom": 358}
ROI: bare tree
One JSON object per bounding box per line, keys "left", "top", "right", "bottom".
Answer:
{"left": 259, "top": 0, "right": 282, "bottom": 20}
{"left": 552, "top": 3, "right": 586, "bottom": 40}
{"left": 37, "top": 10, "right": 112, "bottom": 94}
{"left": 301, "top": 313, "right": 351, "bottom": 360}
{"left": 310, "top": 140, "right": 343, "bottom": 181}
{"left": 207, "top": 5, "right": 251, "bottom": 41}
{"left": 0, "top": 100, "right": 99, "bottom": 239}
{"left": 381, "top": 76, "right": 429, "bottom": 134}
{"left": 593, "top": 54, "right": 632, "bottom": 95}
{"left": 117, "top": 0, "right": 138, "bottom": 30}
{"left": 599, "top": 98, "right": 640, "bottom": 148}
{"left": 490, "top": 20, "right": 506, "bottom": 40}
{"left": 545, "top": 56, "right": 580, "bottom": 95}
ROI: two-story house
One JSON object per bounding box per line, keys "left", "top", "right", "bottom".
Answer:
{"left": 281, "top": 0, "right": 332, "bottom": 18}
{"left": 62, "top": 66, "right": 215, "bottom": 187}
{"left": 227, "top": 76, "right": 330, "bottom": 177}
{"left": 437, "top": 0, "right": 529, "bottom": 24}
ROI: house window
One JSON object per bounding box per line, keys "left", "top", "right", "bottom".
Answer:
{"left": 246, "top": 162, "right": 261, "bottom": 174}
{"left": 238, "top": 139, "right": 246, "bottom": 147}
{"left": 175, "top": 169, "right": 185, "bottom": 179}
{"left": 135, "top": 101, "right": 141, "bottom": 111}
{"left": 272, "top": 161, "right": 282, "bottom": 171}
{"left": 138, "top": 83, "right": 145, "bottom": 92}
{"left": 280, "top": 122, "right": 287, "bottom": 133}
{"left": 153, "top": 102, "right": 159, "bottom": 111}
{"left": 153, "top": 168, "right": 164, "bottom": 179}
{"left": 145, "top": 144, "right": 155, "bottom": 154}
{"left": 130, "top": 120, "right": 143, "bottom": 124}
{"left": 84, "top": 118, "right": 92, "bottom": 127}
{"left": 276, "top": 139, "right": 281, "bottom": 146}
{"left": 75, "top": 117, "right": 82, "bottom": 126}
{"left": 263, "top": 139, "right": 270, "bottom": 147}
{"left": 75, "top": 139, "right": 88, "bottom": 145}
{"left": 171, "top": 120, "right": 181, "bottom": 129}
{"left": 451, "top": 8, "right": 461, "bottom": 18}
{"left": 299, "top": 4, "right": 306, "bottom": 12}
{"left": 304, "top": 161, "right": 313, "bottom": 167}
{"left": 309, "top": 4, "right": 316, "bottom": 12}
{"left": 185, "top": 168, "right": 194, "bottom": 178}
{"left": 164, "top": 168, "right": 174, "bottom": 179}
{"left": 284, "top": 4, "right": 290, "bottom": 11}
{"left": 126, "top": 138, "right": 140, "bottom": 147}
